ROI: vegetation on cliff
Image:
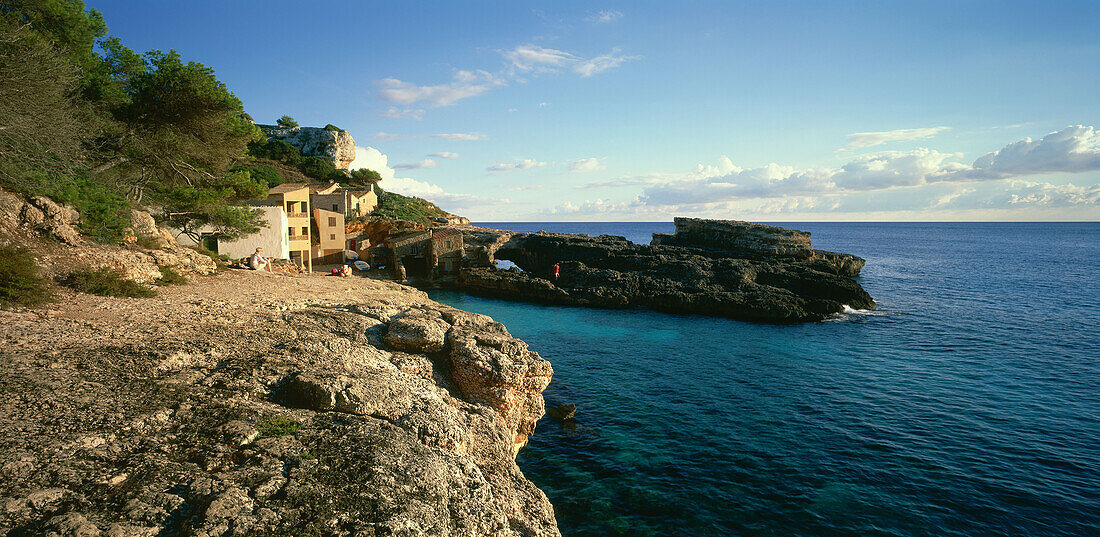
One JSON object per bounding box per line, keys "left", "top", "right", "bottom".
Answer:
{"left": 369, "top": 188, "right": 448, "bottom": 225}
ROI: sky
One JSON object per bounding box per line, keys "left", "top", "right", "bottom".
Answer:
{"left": 87, "top": 0, "right": 1100, "bottom": 221}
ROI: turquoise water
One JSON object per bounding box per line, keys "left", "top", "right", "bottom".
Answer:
{"left": 429, "top": 222, "right": 1099, "bottom": 536}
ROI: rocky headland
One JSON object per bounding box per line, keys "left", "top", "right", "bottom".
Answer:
{"left": 0, "top": 272, "right": 559, "bottom": 536}
{"left": 455, "top": 217, "right": 874, "bottom": 324}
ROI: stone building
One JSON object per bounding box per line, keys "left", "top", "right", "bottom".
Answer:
{"left": 430, "top": 228, "right": 464, "bottom": 276}
{"left": 384, "top": 228, "right": 464, "bottom": 280}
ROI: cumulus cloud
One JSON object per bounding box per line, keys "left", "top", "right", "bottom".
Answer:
{"left": 844, "top": 126, "right": 951, "bottom": 149}
{"left": 378, "top": 107, "right": 424, "bottom": 120}
{"left": 966, "top": 125, "right": 1100, "bottom": 178}
{"left": 429, "top": 152, "right": 460, "bottom": 159}
{"left": 431, "top": 133, "right": 487, "bottom": 141}
{"left": 350, "top": 147, "right": 506, "bottom": 214}
{"left": 392, "top": 159, "right": 438, "bottom": 170}
{"left": 578, "top": 173, "right": 681, "bottom": 190}
{"left": 635, "top": 126, "right": 1100, "bottom": 206}
{"left": 568, "top": 157, "right": 607, "bottom": 172}
{"left": 376, "top": 70, "right": 504, "bottom": 107}
{"left": 487, "top": 159, "right": 548, "bottom": 173}
{"left": 501, "top": 45, "right": 637, "bottom": 78}
{"left": 587, "top": 10, "right": 623, "bottom": 23}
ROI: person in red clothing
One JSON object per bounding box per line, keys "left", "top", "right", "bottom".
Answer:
{"left": 552, "top": 263, "right": 560, "bottom": 280}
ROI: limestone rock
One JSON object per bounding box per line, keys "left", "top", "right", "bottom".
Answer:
{"left": 260, "top": 125, "right": 357, "bottom": 170}
{"left": 0, "top": 273, "right": 559, "bottom": 535}
{"left": 456, "top": 218, "right": 873, "bottom": 323}
{"left": 384, "top": 310, "right": 450, "bottom": 353}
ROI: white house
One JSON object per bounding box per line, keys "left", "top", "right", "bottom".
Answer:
{"left": 173, "top": 205, "right": 290, "bottom": 261}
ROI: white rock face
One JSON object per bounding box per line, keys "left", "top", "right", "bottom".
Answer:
{"left": 260, "top": 125, "right": 357, "bottom": 170}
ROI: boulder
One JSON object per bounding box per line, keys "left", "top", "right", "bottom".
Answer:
{"left": 384, "top": 310, "right": 450, "bottom": 353}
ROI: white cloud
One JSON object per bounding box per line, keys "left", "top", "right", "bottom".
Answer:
{"left": 844, "top": 126, "right": 951, "bottom": 149}
{"left": 429, "top": 152, "right": 460, "bottom": 159}
{"left": 575, "top": 48, "right": 637, "bottom": 77}
{"left": 378, "top": 107, "right": 424, "bottom": 120}
{"left": 633, "top": 126, "right": 1100, "bottom": 207}
{"left": 587, "top": 10, "right": 623, "bottom": 23}
{"left": 966, "top": 125, "right": 1100, "bottom": 178}
{"left": 501, "top": 45, "right": 637, "bottom": 78}
{"left": 373, "top": 132, "right": 406, "bottom": 140}
{"left": 431, "top": 133, "right": 487, "bottom": 141}
{"left": 578, "top": 173, "right": 681, "bottom": 190}
{"left": 568, "top": 157, "right": 607, "bottom": 172}
{"left": 392, "top": 159, "right": 438, "bottom": 170}
{"left": 503, "top": 45, "right": 576, "bottom": 74}
{"left": 499, "top": 184, "right": 545, "bottom": 192}
{"left": 375, "top": 70, "right": 504, "bottom": 107}
{"left": 487, "top": 159, "right": 548, "bottom": 173}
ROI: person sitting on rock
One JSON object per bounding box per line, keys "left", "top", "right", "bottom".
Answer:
{"left": 249, "top": 248, "right": 270, "bottom": 272}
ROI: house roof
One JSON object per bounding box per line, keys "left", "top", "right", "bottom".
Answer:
{"left": 268, "top": 183, "right": 311, "bottom": 194}
{"left": 432, "top": 228, "right": 464, "bottom": 240}
{"left": 386, "top": 230, "right": 431, "bottom": 246}
{"left": 308, "top": 182, "right": 340, "bottom": 194}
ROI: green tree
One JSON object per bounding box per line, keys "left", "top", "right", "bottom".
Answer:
{"left": 323, "top": 123, "right": 341, "bottom": 132}
{"left": 0, "top": 21, "right": 89, "bottom": 188}
{"left": 276, "top": 115, "right": 298, "bottom": 128}
{"left": 347, "top": 168, "right": 382, "bottom": 187}
{"left": 160, "top": 168, "right": 268, "bottom": 244}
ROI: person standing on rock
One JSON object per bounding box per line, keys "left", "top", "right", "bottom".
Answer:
{"left": 552, "top": 263, "right": 560, "bottom": 280}
{"left": 249, "top": 247, "right": 270, "bottom": 272}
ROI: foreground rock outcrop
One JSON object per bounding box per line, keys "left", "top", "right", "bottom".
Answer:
{"left": 456, "top": 217, "right": 874, "bottom": 323}
{"left": 0, "top": 273, "right": 558, "bottom": 536}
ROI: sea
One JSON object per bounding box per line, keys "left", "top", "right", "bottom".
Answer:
{"left": 427, "top": 222, "right": 1099, "bottom": 537}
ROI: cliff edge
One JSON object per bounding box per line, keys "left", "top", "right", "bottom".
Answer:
{"left": 0, "top": 273, "right": 559, "bottom": 536}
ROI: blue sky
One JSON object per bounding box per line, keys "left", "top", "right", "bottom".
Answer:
{"left": 87, "top": 0, "right": 1099, "bottom": 221}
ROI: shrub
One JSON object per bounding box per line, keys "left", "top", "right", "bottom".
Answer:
{"left": 188, "top": 245, "right": 223, "bottom": 263}
{"left": 154, "top": 265, "right": 186, "bottom": 286}
{"left": 15, "top": 170, "right": 132, "bottom": 244}
{"left": 0, "top": 245, "right": 54, "bottom": 309}
{"left": 276, "top": 115, "right": 298, "bottom": 128}
{"left": 323, "top": 124, "right": 341, "bottom": 132}
{"left": 232, "top": 164, "right": 283, "bottom": 188}
{"left": 257, "top": 415, "right": 300, "bottom": 438}
{"left": 61, "top": 268, "right": 156, "bottom": 298}
{"left": 298, "top": 156, "right": 340, "bottom": 180}
{"left": 371, "top": 191, "right": 448, "bottom": 225}
{"left": 247, "top": 139, "right": 302, "bottom": 165}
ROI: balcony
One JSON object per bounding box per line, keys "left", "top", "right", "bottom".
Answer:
{"left": 287, "top": 212, "right": 308, "bottom": 219}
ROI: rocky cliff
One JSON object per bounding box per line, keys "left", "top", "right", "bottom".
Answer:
{"left": 454, "top": 218, "right": 873, "bottom": 323}
{"left": 260, "top": 125, "right": 357, "bottom": 170}
{"left": 0, "top": 273, "right": 559, "bottom": 536}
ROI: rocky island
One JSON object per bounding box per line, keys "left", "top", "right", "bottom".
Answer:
{"left": 456, "top": 218, "right": 874, "bottom": 324}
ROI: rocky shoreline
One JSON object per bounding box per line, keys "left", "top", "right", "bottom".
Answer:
{"left": 453, "top": 218, "right": 874, "bottom": 324}
{"left": 0, "top": 272, "right": 560, "bottom": 536}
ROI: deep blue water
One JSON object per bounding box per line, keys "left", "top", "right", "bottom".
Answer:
{"left": 429, "top": 222, "right": 1100, "bottom": 537}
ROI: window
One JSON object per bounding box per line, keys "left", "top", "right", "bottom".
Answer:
{"left": 328, "top": 217, "right": 337, "bottom": 227}
{"left": 301, "top": 226, "right": 308, "bottom": 236}
{"left": 443, "top": 240, "right": 451, "bottom": 249}
{"left": 329, "top": 234, "right": 336, "bottom": 240}
{"left": 287, "top": 226, "right": 294, "bottom": 237}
